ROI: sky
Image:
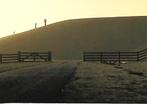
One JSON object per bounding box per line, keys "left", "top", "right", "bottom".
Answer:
{"left": 0, "top": 0, "right": 147, "bottom": 38}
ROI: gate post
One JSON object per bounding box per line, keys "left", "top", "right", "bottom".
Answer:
{"left": 33, "top": 54, "right": 36, "bottom": 62}
{"left": 83, "top": 52, "right": 85, "bottom": 62}
{"left": 100, "top": 52, "right": 103, "bottom": 63}
{"left": 0, "top": 54, "right": 2, "bottom": 63}
{"left": 137, "top": 52, "right": 139, "bottom": 61}
{"left": 18, "top": 51, "right": 21, "bottom": 63}
{"left": 48, "top": 51, "right": 52, "bottom": 61}
{"left": 118, "top": 51, "right": 121, "bottom": 66}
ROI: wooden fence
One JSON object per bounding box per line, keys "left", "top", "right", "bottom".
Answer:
{"left": 0, "top": 51, "right": 51, "bottom": 63}
{"left": 83, "top": 49, "right": 147, "bottom": 64}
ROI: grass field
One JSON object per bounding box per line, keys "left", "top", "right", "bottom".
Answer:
{"left": 0, "top": 61, "right": 147, "bottom": 103}
{"left": 0, "top": 61, "right": 78, "bottom": 103}
{"left": 61, "top": 61, "right": 147, "bottom": 103}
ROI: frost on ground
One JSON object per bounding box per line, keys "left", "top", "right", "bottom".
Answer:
{"left": 61, "top": 61, "right": 147, "bottom": 103}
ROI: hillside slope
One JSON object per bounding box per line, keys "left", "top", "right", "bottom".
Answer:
{"left": 0, "top": 16, "right": 147, "bottom": 59}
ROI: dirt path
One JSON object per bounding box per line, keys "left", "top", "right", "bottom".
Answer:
{"left": 0, "top": 61, "right": 79, "bottom": 103}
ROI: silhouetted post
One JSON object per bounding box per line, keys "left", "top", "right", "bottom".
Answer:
{"left": 48, "top": 51, "right": 51, "bottom": 61}
{"left": 0, "top": 54, "right": 2, "bottom": 63}
{"left": 18, "top": 51, "right": 21, "bottom": 63}
{"left": 44, "top": 19, "right": 47, "bottom": 26}
{"left": 35, "top": 23, "right": 37, "bottom": 29}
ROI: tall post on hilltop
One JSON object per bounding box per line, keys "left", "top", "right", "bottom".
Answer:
{"left": 44, "top": 19, "right": 47, "bottom": 26}
{"left": 35, "top": 23, "right": 37, "bottom": 29}
{"left": 13, "top": 30, "right": 15, "bottom": 35}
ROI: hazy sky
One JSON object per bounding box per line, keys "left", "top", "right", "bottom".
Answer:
{"left": 0, "top": 0, "right": 147, "bottom": 37}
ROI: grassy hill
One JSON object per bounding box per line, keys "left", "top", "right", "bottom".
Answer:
{"left": 0, "top": 16, "right": 147, "bottom": 59}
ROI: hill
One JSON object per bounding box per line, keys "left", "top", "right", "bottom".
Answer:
{"left": 0, "top": 16, "right": 147, "bottom": 59}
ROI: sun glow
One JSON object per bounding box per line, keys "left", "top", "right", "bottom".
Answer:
{"left": 0, "top": 0, "right": 147, "bottom": 38}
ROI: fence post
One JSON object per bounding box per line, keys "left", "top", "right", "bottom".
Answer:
{"left": 137, "top": 52, "right": 139, "bottom": 61}
{"left": 18, "top": 51, "right": 21, "bottom": 63}
{"left": 118, "top": 52, "right": 121, "bottom": 66}
{"left": 100, "top": 52, "right": 103, "bottom": 63}
{"left": 0, "top": 54, "right": 2, "bottom": 64}
{"left": 83, "top": 52, "right": 85, "bottom": 61}
{"left": 48, "top": 51, "right": 51, "bottom": 61}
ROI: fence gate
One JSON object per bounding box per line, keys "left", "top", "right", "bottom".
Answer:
{"left": 0, "top": 51, "right": 51, "bottom": 63}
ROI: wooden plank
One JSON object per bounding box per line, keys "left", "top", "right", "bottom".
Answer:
{"left": 84, "top": 56, "right": 137, "bottom": 59}
{"left": 139, "top": 53, "right": 147, "bottom": 57}
{"left": 139, "top": 56, "right": 146, "bottom": 60}
{"left": 120, "top": 52, "right": 137, "bottom": 54}
{"left": 21, "top": 60, "right": 47, "bottom": 62}
{"left": 139, "top": 49, "right": 147, "bottom": 53}
{"left": 84, "top": 53, "right": 137, "bottom": 55}
{"left": 2, "top": 58, "right": 18, "bottom": 61}
{"left": 139, "top": 51, "right": 147, "bottom": 55}
{"left": 2, "top": 54, "right": 17, "bottom": 56}
{"left": 84, "top": 54, "right": 101, "bottom": 56}
{"left": 84, "top": 59, "right": 100, "bottom": 61}
{"left": 2, "top": 56, "right": 17, "bottom": 58}
{"left": 84, "top": 57, "right": 100, "bottom": 60}
{"left": 21, "top": 52, "right": 48, "bottom": 54}
{"left": 2, "top": 61, "right": 19, "bottom": 63}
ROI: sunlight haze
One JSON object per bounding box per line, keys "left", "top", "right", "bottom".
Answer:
{"left": 0, "top": 0, "right": 146, "bottom": 38}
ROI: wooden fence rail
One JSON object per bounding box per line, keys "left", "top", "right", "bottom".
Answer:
{"left": 83, "top": 49, "right": 147, "bottom": 64}
{"left": 0, "top": 51, "right": 51, "bottom": 63}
